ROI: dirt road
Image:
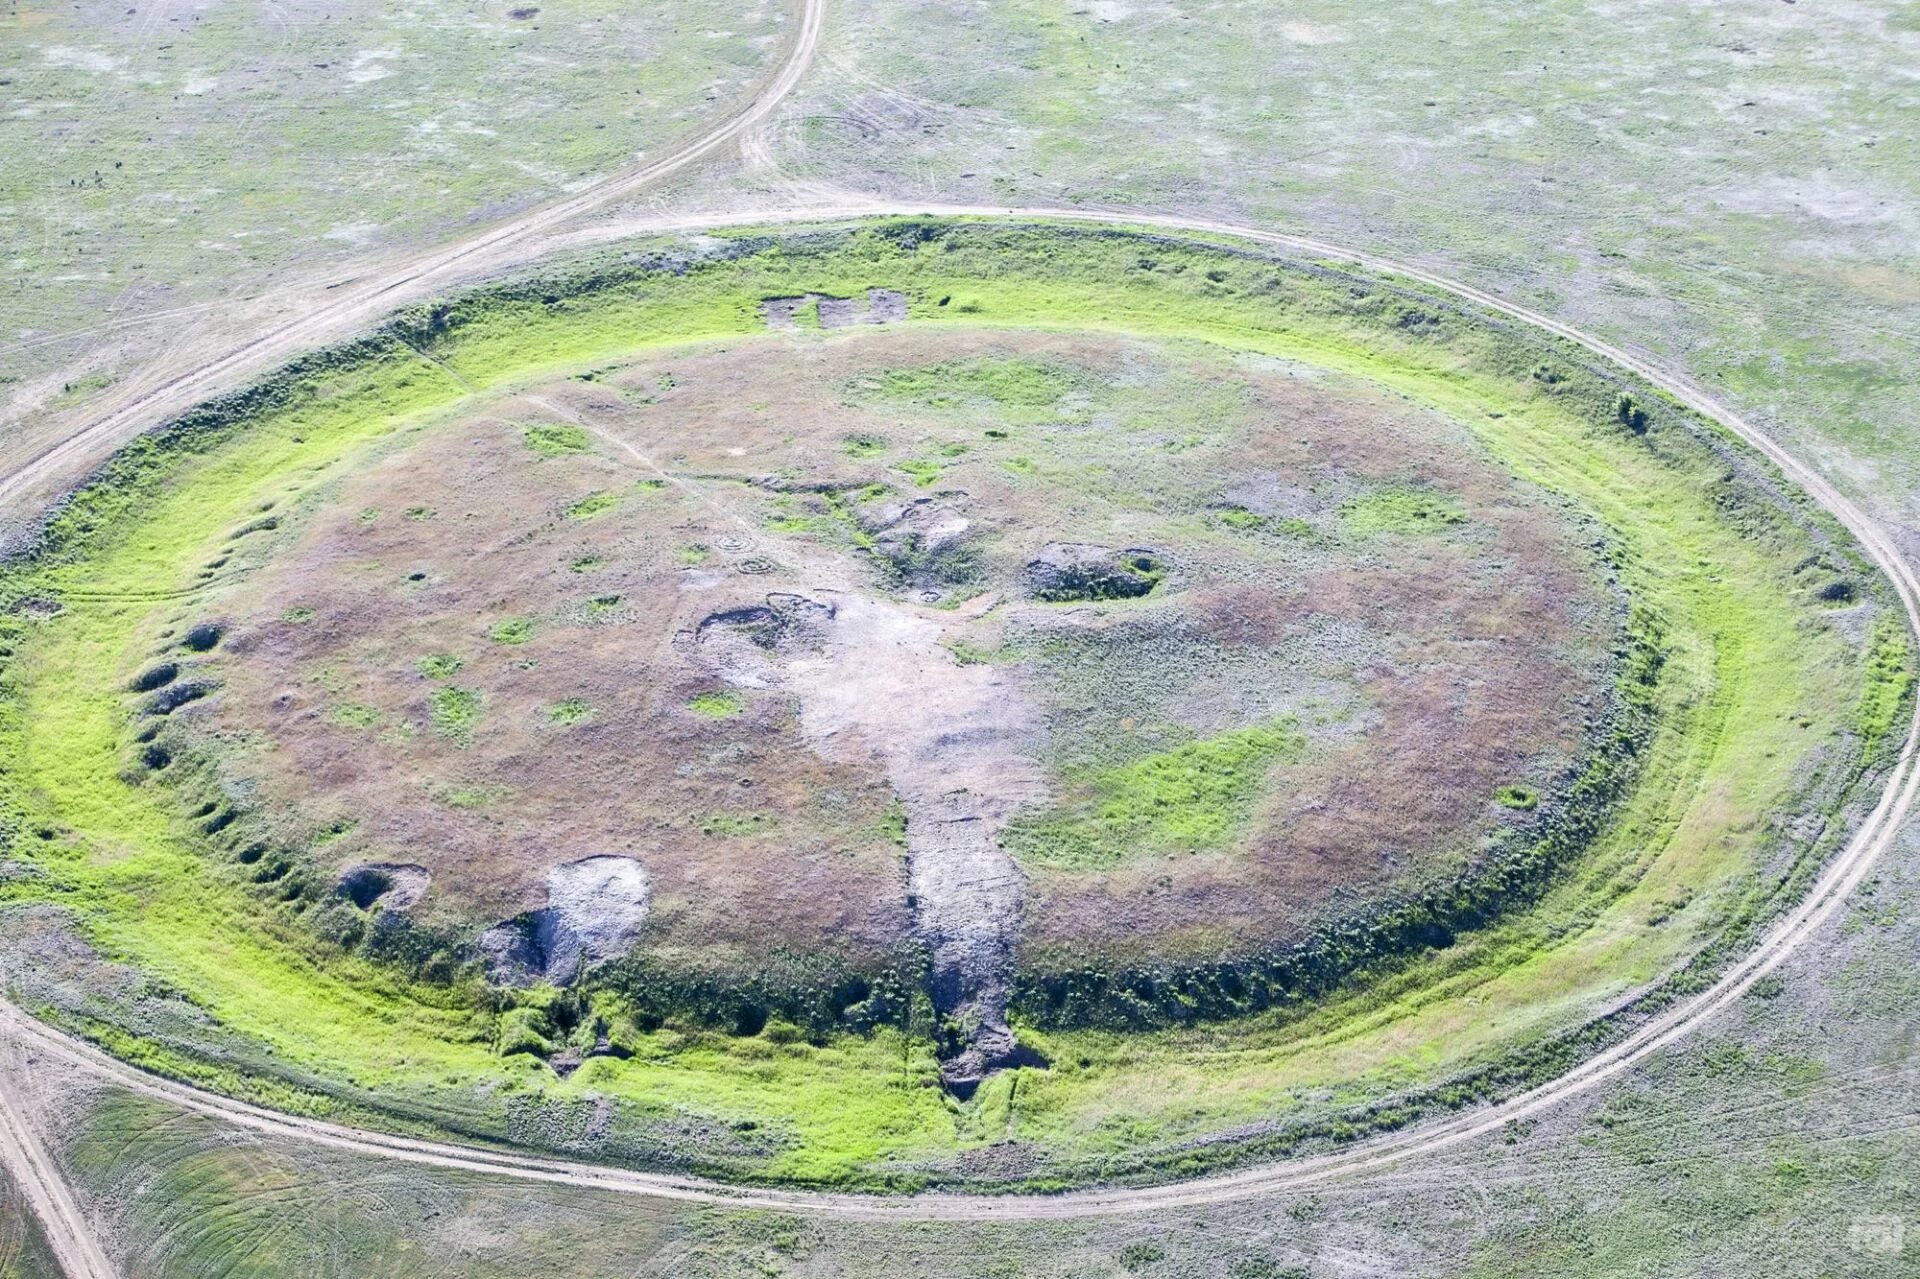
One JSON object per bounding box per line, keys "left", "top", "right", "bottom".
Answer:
{"left": 0, "top": 1044, "right": 114, "bottom": 1279}
{"left": 0, "top": 207, "right": 1912, "bottom": 1234}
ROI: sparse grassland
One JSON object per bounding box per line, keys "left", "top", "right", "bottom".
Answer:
{"left": 0, "top": 0, "right": 790, "bottom": 433}
{"left": 1339, "top": 486, "right": 1467, "bottom": 536}
{"left": 848, "top": 356, "right": 1085, "bottom": 415}
{"left": 0, "top": 222, "right": 1903, "bottom": 1190}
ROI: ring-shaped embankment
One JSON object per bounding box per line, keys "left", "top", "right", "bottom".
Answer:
{"left": 0, "top": 220, "right": 1906, "bottom": 1191}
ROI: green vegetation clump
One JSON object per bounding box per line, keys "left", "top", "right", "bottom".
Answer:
{"left": 688, "top": 689, "right": 744, "bottom": 718}
{"left": 1857, "top": 617, "right": 1915, "bottom": 756}
{"left": 522, "top": 422, "right": 592, "bottom": 457}
{"left": 879, "top": 799, "right": 909, "bottom": 847}
{"left": 429, "top": 686, "right": 483, "bottom": 744}
{"left": 1496, "top": 785, "right": 1539, "bottom": 811}
{"left": 497, "top": 1005, "right": 554, "bottom": 1057}
{"left": 329, "top": 704, "right": 380, "bottom": 729}
{"left": 416, "top": 654, "right": 463, "bottom": 680}
{"left": 488, "top": 617, "right": 534, "bottom": 645}
{"left": 1030, "top": 550, "right": 1163, "bottom": 603}
{"left": 1340, "top": 485, "right": 1467, "bottom": 535}
{"left": 1216, "top": 506, "right": 1311, "bottom": 537}
{"left": 546, "top": 698, "right": 593, "bottom": 726}
{"left": 566, "top": 491, "right": 619, "bottom": 520}
{"left": 1007, "top": 721, "right": 1304, "bottom": 868}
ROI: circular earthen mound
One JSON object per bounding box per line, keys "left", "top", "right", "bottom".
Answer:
{"left": 11, "top": 221, "right": 1892, "bottom": 1183}
{"left": 171, "top": 324, "right": 1616, "bottom": 1076}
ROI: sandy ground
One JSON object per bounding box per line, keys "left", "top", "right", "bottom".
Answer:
{"left": 780, "top": 590, "right": 1042, "bottom": 1088}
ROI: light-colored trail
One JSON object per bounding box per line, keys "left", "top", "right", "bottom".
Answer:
{"left": 0, "top": 1044, "right": 113, "bottom": 1279}
{"left": 0, "top": 204, "right": 1914, "bottom": 1225}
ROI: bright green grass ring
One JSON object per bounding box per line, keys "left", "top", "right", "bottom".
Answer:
{"left": 0, "top": 221, "right": 1907, "bottom": 1190}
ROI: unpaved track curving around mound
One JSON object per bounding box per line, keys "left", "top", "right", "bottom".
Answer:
{"left": 10, "top": 0, "right": 1905, "bottom": 1261}
{"left": 0, "top": 210, "right": 1914, "bottom": 1236}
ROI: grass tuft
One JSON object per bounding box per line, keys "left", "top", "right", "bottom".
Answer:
{"left": 566, "top": 491, "right": 619, "bottom": 520}
{"left": 688, "top": 690, "right": 745, "bottom": 718}
{"left": 1496, "top": 785, "right": 1539, "bottom": 811}
{"left": 429, "top": 686, "right": 483, "bottom": 744}
{"left": 488, "top": 618, "right": 534, "bottom": 645}
{"left": 546, "top": 698, "right": 593, "bottom": 726}
{"left": 416, "top": 654, "right": 463, "bottom": 680}
{"left": 522, "top": 422, "right": 591, "bottom": 457}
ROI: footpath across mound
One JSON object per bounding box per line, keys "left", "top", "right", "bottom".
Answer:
{"left": 0, "top": 220, "right": 1907, "bottom": 1190}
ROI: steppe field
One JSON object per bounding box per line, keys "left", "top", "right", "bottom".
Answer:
{"left": 0, "top": 2, "right": 1917, "bottom": 1276}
